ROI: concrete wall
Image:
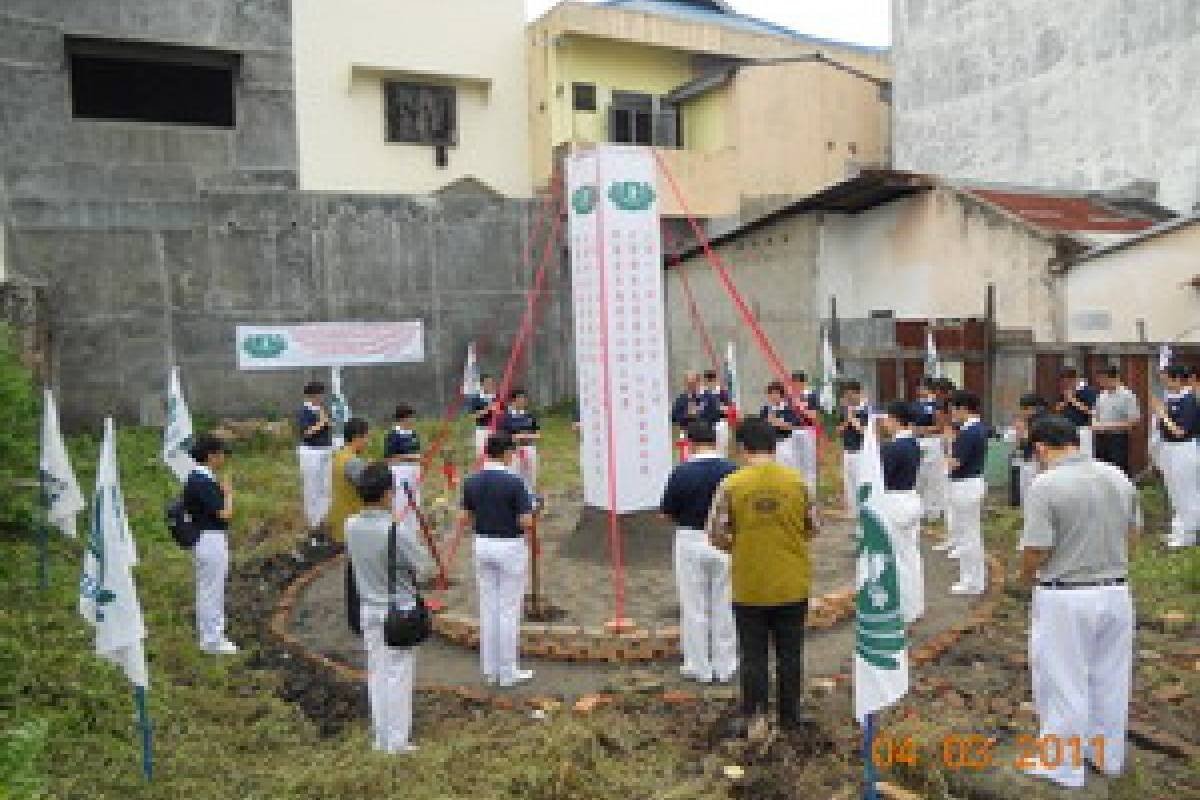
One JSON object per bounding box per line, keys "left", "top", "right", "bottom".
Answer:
{"left": 293, "top": 0, "right": 531, "bottom": 198}
{"left": 816, "top": 188, "right": 1062, "bottom": 340}
{"left": 893, "top": 0, "right": 1200, "bottom": 213}
{"left": 665, "top": 214, "right": 820, "bottom": 410}
{"left": 1066, "top": 222, "right": 1200, "bottom": 343}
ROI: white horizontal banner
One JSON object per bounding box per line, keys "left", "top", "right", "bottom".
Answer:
{"left": 236, "top": 322, "right": 424, "bottom": 370}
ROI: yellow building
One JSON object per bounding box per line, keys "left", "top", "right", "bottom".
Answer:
{"left": 527, "top": 0, "right": 893, "bottom": 217}
{"left": 294, "top": 0, "right": 531, "bottom": 197}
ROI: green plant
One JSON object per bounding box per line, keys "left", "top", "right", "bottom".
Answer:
{"left": 0, "top": 325, "right": 39, "bottom": 536}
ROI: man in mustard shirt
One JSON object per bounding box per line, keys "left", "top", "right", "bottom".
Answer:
{"left": 707, "top": 416, "right": 816, "bottom": 731}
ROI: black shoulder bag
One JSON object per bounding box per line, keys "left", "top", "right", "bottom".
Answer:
{"left": 384, "top": 522, "right": 432, "bottom": 648}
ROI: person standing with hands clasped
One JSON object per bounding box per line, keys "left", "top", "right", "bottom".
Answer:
{"left": 707, "top": 417, "right": 816, "bottom": 733}
{"left": 946, "top": 391, "right": 988, "bottom": 595}
{"left": 297, "top": 381, "right": 334, "bottom": 537}
{"left": 837, "top": 381, "right": 870, "bottom": 517}
{"left": 345, "top": 462, "right": 435, "bottom": 754}
{"left": 185, "top": 434, "right": 238, "bottom": 655}
{"left": 1017, "top": 415, "right": 1138, "bottom": 789}
{"left": 1150, "top": 365, "right": 1199, "bottom": 549}
{"left": 461, "top": 433, "right": 537, "bottom": 687}
{"left": 878, "top": 401, "right": 925, "bottom": 622}
{"left": 1091, "top": 366, "right": 1140, "bottom": 476}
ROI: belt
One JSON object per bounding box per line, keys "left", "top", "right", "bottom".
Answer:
{"left": 951, "top": 475, "right": 982, "bottom": 482}
{"left": 475, "top": 532, "right": 523, "bottom": 540}
{"left": 1038, "top": 577, "right": 1126, "bottom": 589}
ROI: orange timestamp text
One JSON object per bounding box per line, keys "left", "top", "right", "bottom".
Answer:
{"left": 871, "top": 733, "right": 1108, "bottom": 771}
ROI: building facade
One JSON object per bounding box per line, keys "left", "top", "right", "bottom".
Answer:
{"left": 528, "top": 0, "right": 891, "bottom": 217}
{"left": 892, "top": 0, "right": 1200, "bottom": 214}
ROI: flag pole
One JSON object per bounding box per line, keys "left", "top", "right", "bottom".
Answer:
{"left": 863, "top": 712, "right": 879, "bottom": 800}
{"left": 135, "top": 685, "right": 154, "bottom": 781}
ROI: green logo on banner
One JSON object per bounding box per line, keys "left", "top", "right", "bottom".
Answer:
{"left": 607, "top": 181, "right": 656, "bottom": 211}
{"left": 571, "top": 185, "right": 598, "bottom": 215}
{"left": 242, "top": 333, "right": 288, "bottom": 360}
{"left": 854, "top": 484, "right": 906, "bottom": 670}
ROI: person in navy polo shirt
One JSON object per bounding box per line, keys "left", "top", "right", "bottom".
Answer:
{"left": 946, "top": 390, "right": 988, "bottom": 594}
{"left": 385, "top": 403, "right": 423, "bottom": 521}
{"left": 761, "top": 381, "right": 801, "bottom": 470}
{"left": 1054, "top": 367, "right": 1098, "bottom": 458}
{"left": 1150, "top": 365, "right": 1199, "bottom": 548}
{"left": 461, "top": 433, "right": 536, "bottom": 687}
{"left": 660, "top": 420, "right": 738, "bottom": 684}
{"left": 184, "top": 434, "right": 238, "bottom": 655}
{"left": 788, "top": 371, "right": 821, "bottom": 491}
{"left": 297, "top": 381, "right": 334, "bottom": 536}
{"left": 837, "top": 380, "right": 870, "bottom": 515}
{"left": 671, "top": 372, "right": 704, "bottom": 433}
{"left": 499, "top": 388, "right": 540, "bottom": 496}
{"left": 879, "top": 401, "right": 925, "bottom": 622}
{"left": 466, "top": 374, "right": 500, "bottom": 456}
{"left": 701, "top": 369, "right": 732, "bottom": 455}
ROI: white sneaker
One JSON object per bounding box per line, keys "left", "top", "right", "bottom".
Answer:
{"left": 498, "top": 669, "right": 535, "bottom": 687}
{"left": 949, "top": 583, "right": 984, "bottom": 596}
{"left": 202, "top": 639, "right": 239, "bottom": 655}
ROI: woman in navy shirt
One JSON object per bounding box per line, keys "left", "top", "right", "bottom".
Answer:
{"left": 184, "top": 434, "right": 237, "bottom": 655}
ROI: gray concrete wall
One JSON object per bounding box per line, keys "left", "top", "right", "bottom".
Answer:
{"left": 0, "top": 2, "right": 571, "bottom": 428}
{"left": 893, "top": 0, "right": 1200, "bottom": 213}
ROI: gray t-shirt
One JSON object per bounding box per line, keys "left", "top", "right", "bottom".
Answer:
{"left": 1019, "top": 453, "right": 1138, "bottom": 583}
{"left": 345, "top": 508, "right": 435, "bottom": 610}
{"left": 1093, "top": 386, "right": 1140, "bottom": 426}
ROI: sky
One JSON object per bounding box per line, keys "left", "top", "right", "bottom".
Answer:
{"left": 524, "top": 0, "right": 891, "bottom": 48}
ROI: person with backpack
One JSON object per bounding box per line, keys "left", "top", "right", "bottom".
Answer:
{"left": 345, "top": 462, "right": 435, "bottom": 754}
{"left": 184, "top": 434, "right": 238, "bottom": 655}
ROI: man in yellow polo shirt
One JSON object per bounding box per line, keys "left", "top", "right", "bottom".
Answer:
{"left": 707, "top": 416, "right": 816, "bottom": 732}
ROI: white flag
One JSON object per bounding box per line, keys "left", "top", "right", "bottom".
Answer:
{"left": 724, "top": 341, "right": 742, "bottom": 414}
{"left": 40, "top": 389, "right": 85, "bottom": 538}
{"left": 925, "top": 327, "right": 943, "bottom": 380}
{"left": 462, "top": 341, "right": 481, "bottom": 397}
{"left": 819, "top": 327, "right": 837, "bottom": 413}
{"left": 162, "top": 367, "right": 195, "bottom": 483}
{"left": 79, "top": 418, "right": 148, "bottom": 689}
{"left": 330, "top": 367, "right": 351, "bottom": 449}
{"left": 1158, "top": 344, "right": 1172, "bottom": 372}
{"left": 853, "top": 415, "right": 909, "bottom": 723}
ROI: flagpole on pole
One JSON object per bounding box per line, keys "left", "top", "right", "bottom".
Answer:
{"left": 863, "top": 712, "right": 879, "bottom": 800}
{"left": 134, "top": 685, "right": 154, "bottom": 781}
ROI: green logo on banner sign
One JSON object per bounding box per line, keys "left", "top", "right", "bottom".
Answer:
{"left": 242, "top": 333, "right": 288, "bottom": 360}
{"left": 571, "top": 185, "right": 598, "bottom": 215}
{"left": 854, "top": 483, "right": 906, "bottom": 670}
{"left": 607, "top": 181, "right": 656, "bottom": 211}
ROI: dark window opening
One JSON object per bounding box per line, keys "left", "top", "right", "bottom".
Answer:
{"left": 67, "top": 37, "right": 238, "bottom": 127}
{"left": 572, "top": 82, "right": 597, "bottom": 112}
{"left": 385, "top": 82, "right": 457, "bottom": 146}
{"left": 608, "top": 91, "right": 679, "bottom": 147}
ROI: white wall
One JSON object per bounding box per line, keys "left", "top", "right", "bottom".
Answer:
{"left": 1066, "top": 222, "right": 1200, "bottom": 343}
{"left": 294, "top": 0, "right": 531, "bottom": 197}
{"left": 816, "top": 188, "right": 1061, "bottom": 339}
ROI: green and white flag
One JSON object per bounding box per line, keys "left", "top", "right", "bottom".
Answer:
{"left": 40, "top": 388, "right": 84, "bottom": 538}
{"left": 80, "top": 418, "right": 148, "bottom": 689}
{"left": 853, "top": 415, "right": 908, "bottom": 723}
{"left": 330, "top": 366, "right": 351, "bottom": 449}
{"left": 162, "top": 367, "right": 195, "bottom": 482}
{"left": 819, "top": 326, "right": 837, "bottom": 413}
{"left": 724, "top": 341, "right": 742, "bottom": 416}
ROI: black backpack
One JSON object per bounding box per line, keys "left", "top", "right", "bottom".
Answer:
{"left": 166, "top": 497, "right": 201, "bottom": 549}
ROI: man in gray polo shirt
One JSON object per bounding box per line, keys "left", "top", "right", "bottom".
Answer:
{"left": 1018, "top": 415, "right": 1139, "bottom": 789}
{"left": 1091, "top": 366, "right": 1141, "bottom": 476}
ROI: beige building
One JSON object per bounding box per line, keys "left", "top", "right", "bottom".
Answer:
{"left": 293, "top": 0, "right": 531, "bottom": 197}
{"left": 527, "top": 0, "right": 891, "bottom": 217}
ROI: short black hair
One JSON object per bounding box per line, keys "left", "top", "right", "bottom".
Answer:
{"left": 737, "top": 417, "right": 777, "bottom": 454}
{"left": 1059, "top": 366, "right": 1079, "bottom": 379}
{"left": 343, "top": 417, "right": 369, "bottom": 442}
{"left": 485, "top": 432, "right": 516, "bottom": 459}
{"left": 394, "top": 403, "right": 415, "bottom": 421}
{"left": 481, "top": 373, "right": 494, "bottom": 382}
{"left": 189, "top": 433, "right": 230, "bottom": 463}
{"left": 766, "top": 380, "right": 786, "bottom": 396}
{"left": 509, "top": 387, "right": 528, "bottom": 400}
{"left": 356, "top": 462, "right": 394, "bottom": 504}
{"left": 1100, "top": 365, "right": 1120, "bottom": 379}
{"left": 791, "top": 370, "right": 808, "bottom": 383}
{"left": 1019, "top": 393, "right": 1048, "bottom": 410}
{"left": 303, "top": 381, "right": 326, "bottom": 396}
{"left": 686, "top": 420, "right": 716, "bottom": 444}
{"left": 1165, "top": 364, "right": 1190, "bottom": 380}
{"left": 935, "top": 378, "right": 957, "bottom": 392}
{"left": 950, "top": 390, "right": 981, "bottom": 413}
{"left": 841, "top": 379, "right": 862, "bottom": 392}
{"left": 1029, "top": 415, "right": 1079, "bottom": 448}
{"left": 703, "top": 369, "right": 718, "bottom": 381}
{"left": 885, "top": 400, "right": 913, "bottom": 424}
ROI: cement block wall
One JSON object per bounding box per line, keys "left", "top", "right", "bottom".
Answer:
{"left": 893, "top": 0, "right": 1200, "bottom": 213}
{"left": 0, "top": 2, "right": 572, "bottom": 429}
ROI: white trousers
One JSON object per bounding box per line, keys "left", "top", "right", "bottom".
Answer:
{"left": 473, "top": 427, "right": 490, "bottom": 458}
{"left": 194, "top": 531, "right": 229, "bottom": 647}
{"left": 390, "top": 464, "right": 422, "bottom": 522}
{"left": 1029, "top": 585, "right": 1132, "bottom": 787}
{"left": 792, "top": 428, "right": 818, "bottom": 491}
{"left": 948, "top": 477, "right": 986, "bottom": 591}
{"left": 673, "top": 528, "right": 737, "bottom": 681}
{"left": 297, "top": 445, "right": 333, "bottom": 529}
{"left": 514, "top": 445, "right": 538, "bottom": 493}
{"left": 842, "top": 451, "right": 862, "bottom": 512}
{"left": 714, "top": 419, "right": 731, "bottom": 458}
{"left": 878, "top": 492, "right": 924, "bottom": 623}
{"left": 916, "top": 437, "right": 949, "bottom": 521}
{"left": 1017, "top": 458, "right": 1040, "bottom": 507}
{"left": 474, "top": 536, "right": 528, "bottom": 681}
{"left": 773, "top": 435, "right": 797, "bottom": 469}
{"left": 1077, "top": 427, "right": 1093, "bottom": 459}
{"left": 361, "top": 604, "right": 417, "bottom": 753}
{"left": 1160, "top": 441, "right": 1200, "bottom": 546}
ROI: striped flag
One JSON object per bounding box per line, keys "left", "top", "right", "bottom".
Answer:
{"left": 40, "top": 388, "right": 84, "bottom": 538}
{"left": 819, "top": 327, "right": 837, "bottom": 413}
{"left": 330, "top": 367, "right": 351, "bottom": 448}
{"left": 162, "top": 367, "right": 195, "bottom": 483}
{"left": 724, "top": 341, "right": 742, "bottom": 418}
{"left": 925, "top": 327, "right": 943, "bottom": 380}
{"left": 462, "top": 341, "right": 481, "bottom": 397}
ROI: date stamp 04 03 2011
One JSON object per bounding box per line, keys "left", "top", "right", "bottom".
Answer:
{"left": 872, "top": 733, "right": 1108, "bottom": 772}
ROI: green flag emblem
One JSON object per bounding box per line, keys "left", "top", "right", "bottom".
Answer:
{"left": 855, "top": 484, "right": 906, "bottom": 670}
{"left": 242, "top": 333, "right": 288, "bottom": 360}
{"left": 571, "top": 185, "right": 598, "bottom": 215}
{"left": 607, "top": 181, "right": 656, "bottom": 211}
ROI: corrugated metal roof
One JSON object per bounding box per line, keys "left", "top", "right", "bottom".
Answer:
{"left": 967, "top": 189, "right": 1159, "bottom": 234}
{"left": 596, "top": 0, "right": 889, "bottom": 53}
{"left": 1073, "top": 213, "right": 1200, "bottom": 264}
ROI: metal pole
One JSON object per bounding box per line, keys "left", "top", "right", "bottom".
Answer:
{"left": 863, "top": 712, "right": 879, "bottom": 800}
{"left": 135, "top": 686, "right": 153, "bottom": 781}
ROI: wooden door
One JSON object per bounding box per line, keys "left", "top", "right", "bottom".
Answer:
{"left": 902, "top": 359, "right": 925, "bottom": 400}
{"left": 876, "top": 359, "right": 899, "bottom": 405}
{"left": 1034, "top": 353, "right": 1063, "bottom": 404}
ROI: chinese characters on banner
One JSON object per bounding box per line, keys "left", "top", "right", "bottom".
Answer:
{"left": 568, "top": 147, "right": 672, "bottom": 512}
